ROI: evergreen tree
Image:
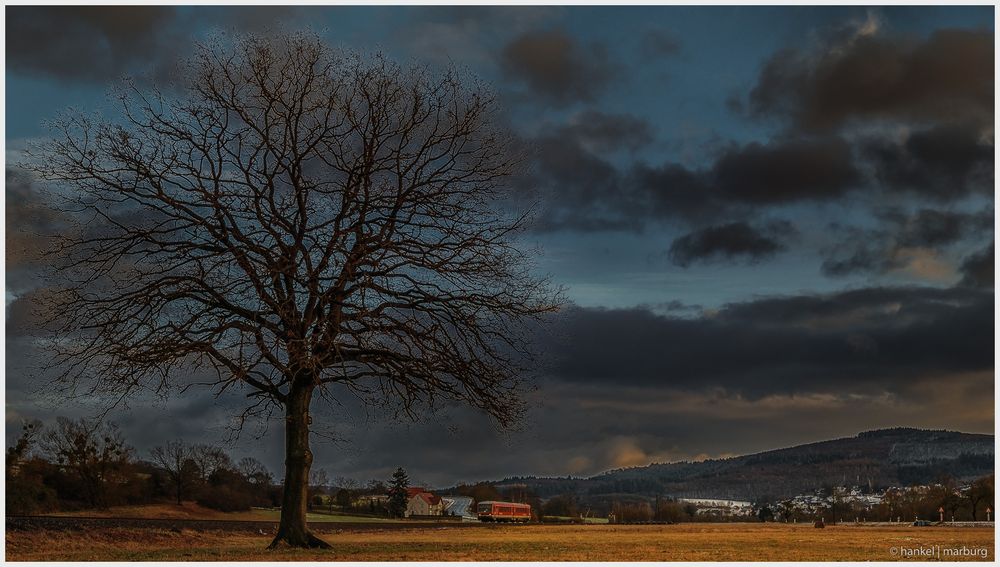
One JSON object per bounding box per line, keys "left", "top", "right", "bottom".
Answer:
{"left": 388, "top": 467, "right": 410, "bottom": 518}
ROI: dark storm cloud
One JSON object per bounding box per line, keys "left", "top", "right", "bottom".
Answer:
{"left": 524, "top": 111, "right": 656, "bottom": 231}
{"left": 527, "top": 26, "right": 993, "bottom": 234}
{"left": 6, "top": 283, "right": 992, "bottom": 485}
{"left": 400, "top": 5, "right": 555, "bottom": 65}
{"left": 6, "top": 169, "right": 68, "bottom": 292}
{"left": 959, "top": 243, "right": 994, "bottom": 288}
{"left": 715, "top": 285, "right": 981, "bottom": 329}
{"left": 863, "top": 122, "right": 994, "bottom": 200}
{"left": 527, "top": 130, "right": 633, "bottom": 232}
{"left": 820, "top": 208, "right": 992, "bottom": 277}
{"left": 888, "top": 208, "right": 993, "bottom": 249}
{"left": 668, "top": 221, "right": 795, "bottom": 267}
{"left": 635, "top": 135, "right": 860, "bottom": 214}
{"left": 624, "top": 162, "right": 721, "bottom": 223}
{"left": 6, "top": 6, "right": 312, "bottom": 84}
{"left": 6, "top": 6, "right": 180, "bottom": 82}
{"left": 530, "top": 133, "right": 862, "bottom": 232}
{"left": 710, "top": 137, "right": 860, "bottom": 203}
{"left": 541, "top": 285, "right": 992, "bottom": 398}
{"left": 820, "top": 234, "right": 893, "bottom": 278}
{"left": 500, "top": 29, "right": 616, "bottom": 106}
{"left": 747, "top": 28, "right": 994, "bottom": 132}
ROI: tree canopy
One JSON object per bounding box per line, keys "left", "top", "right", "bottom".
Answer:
{"left": 24, "top": 31, "right": 561, "bottom": 547}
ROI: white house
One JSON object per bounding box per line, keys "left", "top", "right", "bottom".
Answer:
{"left": 405, "top": 487, "right": 444, "bottom": 517}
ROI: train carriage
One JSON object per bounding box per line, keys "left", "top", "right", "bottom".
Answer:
{"left": 477, "top": 500, "right": 531, "bottom": 523}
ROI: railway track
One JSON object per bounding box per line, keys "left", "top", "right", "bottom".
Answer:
{"left": 6, "top": 515, "right": 484, "bottom": 534}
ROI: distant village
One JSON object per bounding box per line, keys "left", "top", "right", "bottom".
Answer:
{"left": 338, "top": 478, "right": 994, "bottom": 526}
{"left": 678, "top": 481, "right": 994, "bottom": 524}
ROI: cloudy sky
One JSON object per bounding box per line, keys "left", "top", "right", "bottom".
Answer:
{"left": 5, "top": 5, "right": 994, "bottom": 487}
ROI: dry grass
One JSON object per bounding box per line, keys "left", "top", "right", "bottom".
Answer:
{"left": 47, "top": 502, "right": 393, "bottom": 523}
{"left": 48, "top": 502, "right": 256, "bottom": 520}
{"left": 6, "top": 523, "right": 994, "bottom": 561}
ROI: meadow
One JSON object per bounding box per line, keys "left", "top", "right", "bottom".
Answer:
{"left": 6, "top": 522, "right": 994, "bottom": 561}
{"left": 46, "top": 502, "right": 398, "bottom": 523}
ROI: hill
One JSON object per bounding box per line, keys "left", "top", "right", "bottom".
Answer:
{"left": 494, "top": 428, "right": 994, "bottom": 502}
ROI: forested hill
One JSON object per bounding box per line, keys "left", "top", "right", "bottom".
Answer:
{"left": 496, "top": 428, "right": 994, "bottom": 502}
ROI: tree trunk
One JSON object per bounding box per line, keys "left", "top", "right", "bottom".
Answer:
{"left": 269, "top": 384, "right": 331, "bottom": 549}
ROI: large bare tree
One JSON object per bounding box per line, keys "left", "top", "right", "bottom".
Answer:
{"left": 26, "top": 32, "right": 560, "bottom": 547}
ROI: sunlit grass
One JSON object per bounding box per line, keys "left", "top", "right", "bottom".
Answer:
{"left": 7, "top": 523, "right": 993, "bottom": 561}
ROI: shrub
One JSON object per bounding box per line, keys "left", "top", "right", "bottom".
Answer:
{"left": 6, "top": 477, "right": 58, "bottom": 515}
{"left": 197, "top": 485, "right": 252, "bottom": 512}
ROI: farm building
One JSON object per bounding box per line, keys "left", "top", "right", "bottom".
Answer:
{"left": 405, "top": 487, "right": 444, "bottom": 517}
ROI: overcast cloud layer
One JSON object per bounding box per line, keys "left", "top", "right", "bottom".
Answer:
{"left": 5, "top": 6, "right": 994, "bottom": 486}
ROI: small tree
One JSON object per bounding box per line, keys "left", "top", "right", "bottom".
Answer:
{"left": 236, "top": 457, "right": 274, "bottom": 506}
{"left": 42, "top": 417, "right": 132, "bottom": 509}
{"left": 198, "top": 468, "right": 254, "bottom": 512}
{"left": 6, "top": 420, "right": 42, "bottom": 477}
{"left": 308, "top": 468, "right": 329, "bottom": 511}
{"left": 150, "top": 440, "right": 199, "bottom": 505}
{"left": 189, "top": 445, "right": 233, "bottom": 483}
{"left": 6, "top": 420, "right": 57, "bottom": 515}
{"left": 237, "top": 457, "right": 271, "bottom": 483}
{"left": 27, "top": 31, "right": 560, "bottom": 548}
{"left": 388, "top": 467, "right": 410, "bottom": 518}
{"left": 335, "top": 488, "right": 353, "bottom": 509}
{"left": 757, "top": 505, "right": 774, "bottom": 522}
{"left": 967, "top": 475, "right": 994, "bottom": 520}
{"left": 311, "top": 468, "right": 330, "bottom": 492}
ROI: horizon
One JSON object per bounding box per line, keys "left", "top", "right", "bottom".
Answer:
{"left": 472, "top": 426, "right": 995, "bottom": 486}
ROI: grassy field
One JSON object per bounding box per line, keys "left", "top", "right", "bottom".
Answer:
{"left": 47, "top": 502, "right": 397, "bottom": 523}
{"left": 6, "top": 522, "right": 994, "bottom": 561}
{"left": 542, "top": 515, "right": 610, "bottom": 524}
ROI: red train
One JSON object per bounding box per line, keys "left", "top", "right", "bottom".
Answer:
{"left": 477, "top": 500, "right": 532, "bottom": 523}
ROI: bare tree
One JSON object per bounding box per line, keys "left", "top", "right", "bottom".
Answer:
{"left": 150, "top": 440, "right": 198, "bottom": 505}
{"left": 189, "top": 444, "right": 233, "bottom": 482}
{"left": 6, "top": 420, "right": 43, "bottom": 478}
{"left": 310, "top": 467, "right": 329, "bottom": 494}
{"left": 42, "top": 418, "right": 132, "bottom": 509}
{"left": 26, "top": 31, "right": 560, "bottom": 548}
{"left": 308, "top": 467, "right": 329, "bottom": 511}
{"left": 334, "top": 476, "right": 360, "bottom": 492}
{"left": 967, "top": 475, "right": 994, "bottom": 520}
{"left": 237, "top": 456, "right": 274, "bottom": 505}
{"left": 237, "top": 456, "right": 272, "bottom": 485}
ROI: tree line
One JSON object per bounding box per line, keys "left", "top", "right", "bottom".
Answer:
{"left": 5, "top": 418, "right": 281, "bottom": 515}
{"left": 4, "top": 418, "right": 427, "bottom": 519}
